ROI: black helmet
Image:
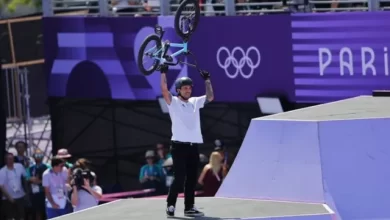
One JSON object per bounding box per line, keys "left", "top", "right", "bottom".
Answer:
{"left": 175, "top": 77, "right": 193, "bottom": 90}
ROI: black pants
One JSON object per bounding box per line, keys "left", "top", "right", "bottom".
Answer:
{"left": 2, "top": 197, "right": 25, "bottom": 220}
{"left": 167, "top": 141, "right": 199, "bottom": 209}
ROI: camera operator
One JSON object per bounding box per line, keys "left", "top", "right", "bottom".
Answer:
{"left": 70, "top": 169, "right": 102, "bottom": 212}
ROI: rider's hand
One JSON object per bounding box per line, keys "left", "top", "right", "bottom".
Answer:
{"left": 160, "top": 64, "right": 168, "bottom": 74}
{"left": 200, "top": 70, "right": 210, "bottom": 80}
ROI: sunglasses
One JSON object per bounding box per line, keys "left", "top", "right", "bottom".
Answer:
{"left": 34, "top": 154, "right": 44, "bottom": 158}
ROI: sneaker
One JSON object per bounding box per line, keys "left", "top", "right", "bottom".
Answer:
{"left": 184, "top": 207, "right": 204, "bottom": 217}
{"left": 166, "top": 205, "right": 175, "bottom": 217}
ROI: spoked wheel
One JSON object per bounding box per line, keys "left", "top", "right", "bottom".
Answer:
{"left": 174, "top": 0, "right": 200, "bottom": 40}
{"left": 137, "top": 34, "right": 162, "bottom": 75}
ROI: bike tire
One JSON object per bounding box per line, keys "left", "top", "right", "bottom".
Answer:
{"left": 137, "top": 34, "right": 162, "bottom": 76}
{"left": 174, "top": 0, "right": 201, "bottom": 40}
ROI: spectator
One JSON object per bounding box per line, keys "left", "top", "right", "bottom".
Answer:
{"left": 214, "top": 140, "right": 226, "bottom": 161}
{"left": 143, "top": 0, "right": 160, "bottom": 14}
{"left": 70, "top": 170, "right": 102, "bottom": 212}
{"left": 73, "top": 158, "right": 92, "bottom": 170}
{"left": 197, "top": 152, "right": 225, "bottom": 197}
{"left": 0, "top": 152, "right": 28, "bottom": 220}
{"left": 26, "top": 149, "right": 50, "bottom": 220}
{"left": 42, "top": 157, "right": 69, "bottom": 219}
{"left": 199, "top": 154, "right": 209, "bottom": 168}
{"left": 73, "top": 158, "right": 97, "bottom": 185}
{"left": 156, "top": 143, "right": 171, "bottom": 168}
{"left": 202, "top": 0, "right": 216, "bottom": 16}
{"left": 56, "top": 149, "right": 75, "bottom": 214}
{"left": 139, "top": 150, "right": 163, "bottom": 194}
{"left": 162, "top": 157, "right": 174, "bottom": 189}
{"left": 14, "top": 141, "right": 32, "bottom": 168}
{"left": 112, "top": 0, "right": 145, "bottom": 16}
{"left": 236, "top": 0, "right": 252, "bottom": 15}
{"left": 55, "top": 149, "right": 73, "bottom": 169}
{"left": 214, "top": 139, "right": 230, "bottom": 177}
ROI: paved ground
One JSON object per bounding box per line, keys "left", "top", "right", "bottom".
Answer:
{"left": 56, "top": 197, "right": 331, "bottom": 220}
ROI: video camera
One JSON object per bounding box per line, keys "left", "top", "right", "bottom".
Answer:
{"left": 72, "top": 168, "right": 95, "bottom": 189}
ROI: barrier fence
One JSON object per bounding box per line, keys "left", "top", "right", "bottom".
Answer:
{"left": 43, "top": 0, "right": 376, "bottom": 17}
{"left": 44, "top": 12, "right": 390, "bottom": 104}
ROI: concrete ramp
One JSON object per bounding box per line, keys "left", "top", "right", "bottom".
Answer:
{"left": 218, "top": 120, "right": 324, "bottom": 203}
{"left": 217, "top": 96, "right": 390, "bottom": 220}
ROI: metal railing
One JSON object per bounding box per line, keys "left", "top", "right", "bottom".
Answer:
{"left": 380, "top": 0, "right": 390, "bottom": 10}
{"left": 2, "top": 67, "right": 25, "bottom": 122}
{"left": 52, "top": 0, "right": 100, "bottom": 15}
{"left": 2, "top": 66, "right": 34, "bottom": 153}
{"left": 42, "top": 0, "right": 382, "bottom": 17}
{"left": 310, "top": 0, "right": 368, "bottom": 11}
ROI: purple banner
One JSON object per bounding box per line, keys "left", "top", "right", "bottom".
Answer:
{"left": 44, "top": 12, "right": 390, "bottom": 103}
{"left": 44, "top": 16, "right": 183, "bottom": 100}
{"left": 292, "top": 12, "right": 390, "bottom": 103}
{"left": 187, "top": 15, "right": 295, "bottom": 102}
{"left": 44, "top": 15, "right": 294, "bottom": 102}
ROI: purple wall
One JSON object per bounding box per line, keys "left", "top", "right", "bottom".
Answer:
{"left": 319, "top": 118, "right": 390, "bottom": 220}
{"left": 217, "top": 119, "right": 324, "bottom": 202}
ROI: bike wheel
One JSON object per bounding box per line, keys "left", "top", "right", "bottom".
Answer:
{"left": 137, "top": 34, "right": 162, "bottom": 76}
{"left": 174, "top": 0, "right": 200, "bottom": 40}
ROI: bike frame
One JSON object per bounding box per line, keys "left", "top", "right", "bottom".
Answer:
{"left": 145, "top": 41, "right": 188, "bottom": 64}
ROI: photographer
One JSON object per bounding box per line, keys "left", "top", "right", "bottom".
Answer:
{"left": 70, "top": 169, "right": 102, "bottom": 212}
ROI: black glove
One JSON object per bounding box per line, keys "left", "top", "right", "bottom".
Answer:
{"left": 159, "top": 64, "right": 168, "bottom": 73}
{"left": 200, "top": 70, "right": 210, "bottom": 80}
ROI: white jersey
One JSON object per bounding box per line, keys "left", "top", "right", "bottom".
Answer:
{"left": 167, "top": 95, "right": 206, "bottom": 143}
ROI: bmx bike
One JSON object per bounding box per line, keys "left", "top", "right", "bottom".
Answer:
{"left": 137, "top": 0, "right": 201, "bottom": 75}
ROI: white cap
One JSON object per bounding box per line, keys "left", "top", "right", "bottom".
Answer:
{"left": 145, "top": 150, "right": 155, "bottom": 158}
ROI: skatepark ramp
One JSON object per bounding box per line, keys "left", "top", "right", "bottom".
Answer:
{"left": 217, "top": 95, "right": 390, "bottom": 220}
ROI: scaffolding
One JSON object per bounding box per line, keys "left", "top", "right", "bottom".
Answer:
{"left": 3, "top": 66, "right": 52, "bottom": 162}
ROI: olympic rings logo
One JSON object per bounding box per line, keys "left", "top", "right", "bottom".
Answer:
{"left": 216, "top": 46, "right": 261, "bottom": 79}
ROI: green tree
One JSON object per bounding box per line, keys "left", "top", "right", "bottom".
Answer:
{"left": 0, "top": 0, "right": 41, "bottom": 12}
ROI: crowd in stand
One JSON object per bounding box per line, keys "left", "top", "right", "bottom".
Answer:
{"left": 0, "top": 142, "right": 102, "bottom": 220}
{"left": 138, "top": 139, "right": 232, "bottom": 197}
{"left": 0, "top": 139, "right": 234, "bottom": 220}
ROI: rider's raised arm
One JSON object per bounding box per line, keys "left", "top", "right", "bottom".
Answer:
{"left": 205, "top": 79, "right": 214, "bottom": 104}
{"left": 160, "top": 65, "right": 172, "bottom": 105}
{"left": 201, "top": 70, "right": 214, "bottom": 104}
